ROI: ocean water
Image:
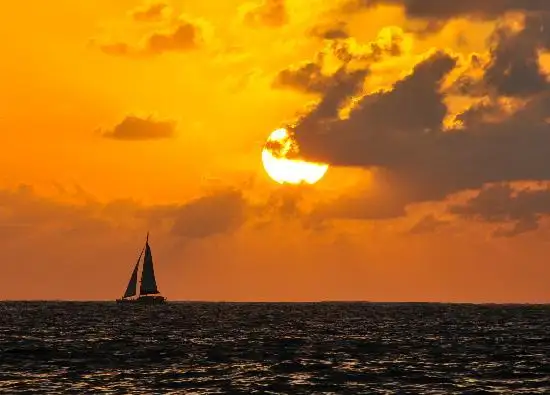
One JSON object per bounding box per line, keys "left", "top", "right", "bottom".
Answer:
{"left": 0, "top": 302, "right": 549, "bottom": 394}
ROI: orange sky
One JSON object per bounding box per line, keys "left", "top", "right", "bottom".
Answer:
{"left": 1, "top": 1, "right": 550, "bottom": 302}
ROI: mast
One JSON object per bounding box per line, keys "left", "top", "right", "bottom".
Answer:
{"left": 122, "top": 245, "right": 145, "bottom": 299}
{"left": 139, "top": 231, "right": 160, "bottom": 295}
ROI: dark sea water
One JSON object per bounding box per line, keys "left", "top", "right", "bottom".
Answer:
{"left": 1, "top": 302, "right": 549, "bottom": 394}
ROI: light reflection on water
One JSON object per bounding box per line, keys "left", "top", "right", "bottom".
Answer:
{"left": 1, "top": 302, "right": 549, "bottom": 393}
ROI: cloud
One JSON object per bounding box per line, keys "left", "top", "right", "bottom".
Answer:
{"left": 273, "top": 27, "right": 409, "bottom": 95}
{"left": 484, "top": 17, "right": 549, "bottom": 96}
{"left": 340, "top": 1, "right": 550, "bottom": 38}
{"left": 171, "top": 190, "right": 247, "bottom": 239}
{"left": 310, "top": 174, "right": 407, "bottom": 221}
{"left": 452, "top": 14, "right": 550, "bottom": 97}
{"left": 408, "top": 214, "right": 449, "bottom": 235}
{"left": 311, "top": 193, "right": 406, "bottom": 221}
{"left": 449, "top": 184, "right": 550, "bottom": 237}
{"left": 132, "top": 2, "right": 169, "bottom": 22}
{"left": 292, "top": 48, "right": 550, "bottom": 207}
{"left": 0, "top": 185, "right": 253, "bottom": 242}
{"left": 99, "top": 19, "right": 204, "bottom": 57}
{"left": 268, "top": 16, "right": 550, "bottom": 232}
{"left": 493, "top": 217, "right": 540, "bottom": 238}
{"left": 242, "top": 0, "right": 288, "bottom": 28}
{"left": 346, "top": 1, "right": 550, "bottom": 20}
{"left": 273, "top": 59, "right": 333, "bottom": 94}
{"left": 309, "top": 22, "right": 349, "bottom": 40}
{"left": 0, "top": 183, "right": 321, "bottom": 247}
{"left": 0, "top": 185, "right": 111, "bottom": 238}
{"left": 146, "top": 21, "right": 201, "bottom": 53}
{"left": 100, "top": 42, "right": 133, "bottom": 56}
{"left": 101, "top": 116, "right": 176, "bottom": 140}
{"left": 293, "top": 50, "right": 457, "bottom": 163}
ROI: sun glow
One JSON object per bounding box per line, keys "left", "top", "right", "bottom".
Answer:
{"left": 261, "top": 128, "right": 329, "bottom": 185}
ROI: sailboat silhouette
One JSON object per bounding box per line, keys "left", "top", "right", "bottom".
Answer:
{"left": 116, "top": 232, "right": 166, "bottom": 304}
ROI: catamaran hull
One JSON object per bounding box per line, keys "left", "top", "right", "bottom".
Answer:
{"left": 116, "top": 295, "right": 166, "bottom": 304}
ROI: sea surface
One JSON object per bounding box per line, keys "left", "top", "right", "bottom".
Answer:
{"left": 1, "top": 302, "right": 549, "bottom": 394}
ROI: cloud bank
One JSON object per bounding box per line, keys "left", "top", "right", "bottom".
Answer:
{"left": 272, "top": 6, "right": 550, "bottom": 236}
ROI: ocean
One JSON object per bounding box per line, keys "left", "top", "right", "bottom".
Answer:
{"left": 1, "top": 302, "right": 549, "bottom": 394}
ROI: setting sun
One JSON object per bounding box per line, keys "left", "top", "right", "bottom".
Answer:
{"left": 261, "top": 128, "right": 329, "bottom": 185}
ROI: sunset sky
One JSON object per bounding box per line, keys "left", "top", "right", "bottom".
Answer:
{"left": 2, "top": 0, "right": 550, "bottom": 302}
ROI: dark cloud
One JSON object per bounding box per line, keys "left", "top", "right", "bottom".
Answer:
{"left": 449, "top": 184, "right": 550, "bottom": 237}
{"left": 0, "top": 185, "right": 254, "bottom": 242}
{"left": 452, "top": 14, "right": 550, "bottom": 97}
{"left": 310, "top": 22, "right": 349, "bottom": 40}
{"left": 100, "top": 20, "right": 202, "bottom": 57}
{"left": 0, "top": 182, "right": 326, "bottom": 245}
{"left": 484, "top": 18, "right": 549, "bottom": 96}
{"left": 243, "top": 0, "right": 288, "bottom": 28}
{"left": 294, "top": 50, "right": 457, "bottom": 164}
{"left": 273, "top": 59, "right": 332, "bottom": 94}
{"left": 171, "top": 190, "right": 247, "bottom": 239}
{"left": 272, "top": 15, "right": 550, "bottom": 230}
{"left": 311, "top": 184, "right": 407, "bottom": 221}
{"left": 132, "top": 3, "right": 168, "bottom": 22}
{"left": 405, "top": 20, "right": 449, "bottom": 38}
{"left": 453, "top": 98, "right": 511, "bottom": 128}
{"left": 341, "top": 1, "right": 550, "bottom": 39}
{"left": 101, "top": 116, "right": 176, "bottom": 140}
{"left": 146, "top": 21, "right": 201, "bottom": 53}
{"left": 408, "top": 214, "right": 449, "bottom": 234}
{"left": 493, "top": 217, "right": 540, "bottom": 237}
{"left": 347, "top": 0, "right": 550, "bottom": 20}
{"left": 283, "top": 25, "right": 550, "bottom": 226}
{"left": 250, "top": 187, "right": 304, "bottom": 230}
{"left": 295, "top": 67, "right": 369, "bottom": 133}
{"left": 273, "top": 31, "right": 407, "bottom": 95}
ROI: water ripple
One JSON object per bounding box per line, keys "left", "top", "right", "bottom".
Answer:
{"left": 1, "top": 302, "right": 549, "bottom": 393}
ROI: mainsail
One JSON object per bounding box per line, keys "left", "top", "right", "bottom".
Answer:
{"left": 122, "top": 246, "right": 144, "bottom": 298}
{"left": 139, "top": 233, "right": 159, "bottom": 295}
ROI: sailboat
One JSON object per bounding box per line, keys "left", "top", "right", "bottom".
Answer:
{"left": 116, "top": 232, "right": 166, "bottom": 304}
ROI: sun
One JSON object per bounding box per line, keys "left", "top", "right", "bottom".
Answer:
{"left": 261, "top": 128, "right": 329, "bottom": 185}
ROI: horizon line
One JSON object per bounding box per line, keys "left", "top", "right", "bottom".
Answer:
{"left": 1, "top": 299, "right": 549, "bottom": 305}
